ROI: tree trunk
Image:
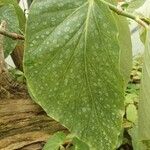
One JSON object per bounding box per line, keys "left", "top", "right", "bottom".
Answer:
{"left": 0, "top": 98, "right": 67, "bottom": 150}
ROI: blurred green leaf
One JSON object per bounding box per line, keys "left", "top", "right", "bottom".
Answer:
{"left": 128, "top": 122, "right": 138, "bottom": 150}
{"left": 138, "top": 29, "right": 150, "bottom": 149}
{"left": 27, "top": 0, "right": 34, "bottom": 8}
{"left": 0, "top": 0, "right": 26, "bottom": 32}
{"left": 43, "top": 133, "right": 90, "bottom": 150}
{"left": 0, "top": 4, "right": 19, "bottom": 57}
{"left": 126, "top": 104, "right": 137, "bottom": 123}
{"left": 43, "top": 132, "right": 66, "bottom": 150}
{"left": 113, "top": 15, "right": 132, "bottom": 87}
{"left": 125, "top": 94, "right": 138, "bottom": 105}
{"left": 127, "top": 0, "right": 145, "bottom": 12}
{"left": 71, "top": 138, "right": 90, "bottom": 150}
{"left": 129, "top": 123, "right": 150, "bottom": 150}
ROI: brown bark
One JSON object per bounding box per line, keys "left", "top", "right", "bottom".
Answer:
{"left": 0, "top": 98, "right": 67, "bottom": 150}
{"left": 11, "top": 43, "right": 24, "bottom": 71}
{"left": 0, "top": 29, "right": 24, "bottom": 40}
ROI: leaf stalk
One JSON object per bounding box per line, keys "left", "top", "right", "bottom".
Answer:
{"left": 0, "top": 27, "right": 25, "bottom": 40}
{"left": 107, "top": 3, "right": 150, "bottom": 29}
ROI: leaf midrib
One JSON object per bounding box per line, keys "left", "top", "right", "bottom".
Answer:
{"left": 83, "top": 1, "right": 98, "bottom": 124}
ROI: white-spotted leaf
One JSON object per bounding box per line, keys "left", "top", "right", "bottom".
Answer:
{"left": 24, "top": 0, "right": 125, "bottom": 149}
{"left": 0, "top": 4, "right": 19, "bottom": 57}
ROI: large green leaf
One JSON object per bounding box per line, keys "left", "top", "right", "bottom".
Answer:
{"left": 0, "top": 4, "right": 19, "bottom": 57}
{"left": 138, "top": 29, "right": 150, "bottom": 149}
{"left": 24, "top": 0, "right": 125, "bottom": 149}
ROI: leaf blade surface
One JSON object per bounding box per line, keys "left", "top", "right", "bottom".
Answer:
{"left": 24, "top": 0, "right": 125, "bottom": 149}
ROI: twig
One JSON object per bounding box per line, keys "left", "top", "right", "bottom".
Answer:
{"left": 104, "top": 1, "right": 150, "bottom": 28}
{"left": 0, "top": 28, "right": 25, "bottom": 40}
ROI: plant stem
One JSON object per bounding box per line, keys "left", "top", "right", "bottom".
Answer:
{"left": 0, "top": 28, "right": 24, "bottom": 40}
{"left": 104, "top": 1, "right": 150, "bottom": 28}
